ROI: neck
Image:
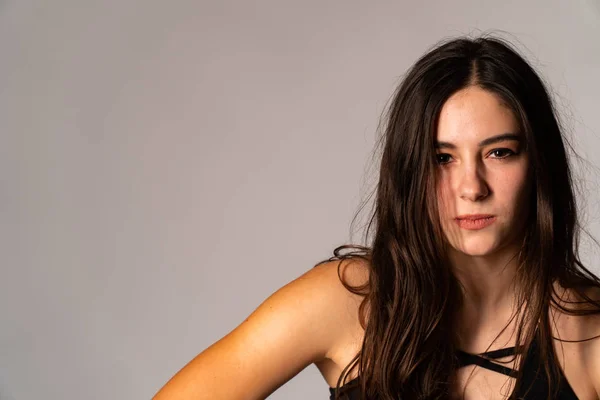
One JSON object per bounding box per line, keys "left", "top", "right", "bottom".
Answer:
{"left": 449, "top": 246, "right": 520, "bottom": 311}
{"left": 449, "top": 245, "right": 523, "bottom": 350}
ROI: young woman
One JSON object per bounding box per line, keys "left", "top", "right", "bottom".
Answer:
{"left": 153, "top": 35, "right": 600, "bottom": 400}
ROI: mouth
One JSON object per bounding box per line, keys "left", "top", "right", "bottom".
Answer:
{"left": 454, "top": 215, "right": 496, "bottom": 230}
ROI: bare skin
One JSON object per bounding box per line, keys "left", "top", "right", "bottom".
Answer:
{"left": 152, "top": 256, "right": 600, "bottom": 399}
{"left": 153, "top": 86, "right": 600, "bottom": 399}
{"left": 432, "top": 86, "right": 600, "bottom": 399}
{"left": 315, "top": 260, "right": 600, "bottom": 400}
{"left": 321, "top": 87, "right": 600, "bottom": 398}
{"left": 152, "top": 259, "right": 369, "bottom": 400}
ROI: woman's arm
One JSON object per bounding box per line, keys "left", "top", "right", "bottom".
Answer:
{"left": 152, "top": 260, "right": 362, "bottom": 400}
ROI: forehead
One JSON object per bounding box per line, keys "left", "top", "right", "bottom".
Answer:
{"left": 436, "top": 86, "right": 519, "bottom": 142}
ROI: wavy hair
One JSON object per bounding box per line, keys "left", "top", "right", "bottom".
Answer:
{"left": 319, "top": 34, "right": 600, "bottom": 400}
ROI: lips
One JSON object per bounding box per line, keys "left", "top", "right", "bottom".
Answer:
{"left": 454, "top": 215, "right": 496, "bottom": 230}
{"left": 455, "top": 214, "right": 495, "bottom": 220}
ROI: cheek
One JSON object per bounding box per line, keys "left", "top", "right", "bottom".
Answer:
{"left": 513, "top": 176, "right": 532, "bottom": 216}
{"left": 436, "top": 178, "right": 455, "bottom": 221}
{"left": 494, "top": 167, "right": 531, "bottom": 216}
{"left": 435, "top": 179, "right": 461, "bottom": 246}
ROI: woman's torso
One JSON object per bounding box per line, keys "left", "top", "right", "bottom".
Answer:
{"left": 315, "top": 260, "right": 600, "bottom": 399}
{"left": 326, "top": 333, "right": 578, "bottom": 399}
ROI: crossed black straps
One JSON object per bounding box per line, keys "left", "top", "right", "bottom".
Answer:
{"left": 456, "top": 345, "right": 526, "bottom": 377}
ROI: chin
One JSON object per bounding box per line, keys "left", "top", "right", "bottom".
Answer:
{"left": 449, "top": 237, "right": 501, "bottom": 257}
{"left": 455, "top": 246, "right": 497, "bottom": 257}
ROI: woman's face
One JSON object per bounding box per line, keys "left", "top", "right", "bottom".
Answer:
{"left": 435, "top": 86, "right": 532, "bottom": 257}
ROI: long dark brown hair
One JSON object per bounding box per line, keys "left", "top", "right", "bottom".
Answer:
{"left": 319, "top": 34, "right": 600, "bottom": 399}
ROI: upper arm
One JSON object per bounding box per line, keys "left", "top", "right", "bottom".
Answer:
{"left": 152, "top": 259, "right": 367, "bottom": 400}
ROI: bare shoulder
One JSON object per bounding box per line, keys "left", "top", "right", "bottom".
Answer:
{"left": 550, "top": 281, "right": 600, "bottom": 338}
{"left": 575, "top": 285, "right": 600, "bottom": 397}
{"left": 303, "top": 257, "right": 370, "bottom": 354}
{"left": 309, "top": 256, "right": 371, "bottom": 312}
{"left": 551, "top": 281, "right": 600, "bottom": 397}
{"left": 267, "top": 256, "right": 370, "bottom": 351}
{"left": 153, "top": 257, "right": 370, "bottom": 400}
{"left": 310, "top": 257, "right": 371, "bottom": 386}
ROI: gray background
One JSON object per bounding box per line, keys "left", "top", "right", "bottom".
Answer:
{"left": 2, "top": 1, "right": 600, "bottom": 399}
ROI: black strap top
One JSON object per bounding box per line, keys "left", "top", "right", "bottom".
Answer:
{"left": 328, "top": 334, "right": 578, "bottom": 399}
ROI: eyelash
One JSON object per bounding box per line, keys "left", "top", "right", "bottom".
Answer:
{"left": 435, "top": 148, "right": 517, "bottom": 165}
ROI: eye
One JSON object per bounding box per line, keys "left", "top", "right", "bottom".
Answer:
{"left": 435, "top": 153, "right": 453, "bottom": 165}
{"left": 489, "top": 148, "right": 516, "bottom": 159}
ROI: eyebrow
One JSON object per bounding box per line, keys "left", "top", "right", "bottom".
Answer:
{"left": 434, "top": 133, "right": 522, "bottom": 149}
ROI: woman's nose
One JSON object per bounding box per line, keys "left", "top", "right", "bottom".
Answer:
{"left": 457, "top": 162, "right": 489, "bottom": 202}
